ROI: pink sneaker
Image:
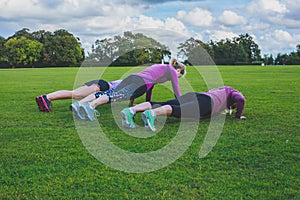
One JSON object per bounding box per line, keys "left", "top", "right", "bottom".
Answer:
{"left": 35, "top": 95, "right": 51, "bottom": 112}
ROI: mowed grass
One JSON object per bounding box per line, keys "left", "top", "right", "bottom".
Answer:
{"left": 0, "top": 66, "right": 299, "bottom": 199}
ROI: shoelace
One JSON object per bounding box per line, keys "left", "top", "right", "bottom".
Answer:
{"left": 94, "top": 109, "right": 100, "bottom": 117}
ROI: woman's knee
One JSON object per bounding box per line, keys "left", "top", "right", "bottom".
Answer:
{"left": 72, "top": 91, "right": 85, "bottom": 99}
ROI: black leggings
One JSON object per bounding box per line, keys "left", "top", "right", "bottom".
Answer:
{"left": 151, "top": 92, "right": 212, "bottom": 118}
{"left": 94, "top": 75, "right": 147, "bottom": 103}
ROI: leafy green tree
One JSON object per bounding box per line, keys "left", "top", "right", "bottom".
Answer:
{"left": 263, "top": 54, "right": 274, "bottom": 65}
{"left": 32, "top": 30, "right": 53, "bottom": 65}
{"left": 275, "top": 53, "right": 288, "bottom": 65}
{"left": 285, "top": 52, "right": 300, "bottom": 64}
{"left": 178, "top": 37, "right": 198, "bottom": 57}
{"left": 231, "top": 41, "right": 248, "bottom": 64}
{"left": 5, "top": 28, "right": 84, "bottom": 67}
{"left": 210, "top": 39, "right": 234, "bottom": 65}
{"left": 87, "top": 31, "right": 170, "bottom": 66}
{"left": 114, "top": 34, "right": 133, "bottom": 59}
{"left": 32, "top": 30, "right": 52, "bottom": 44}
{"left": 133, "top": 48, "right": 149, "bottom": 64}
{"left": 177, "top": 37, "right": 214, "bottom": 65}
{"left": 178, "top": 37, "right": 214, "bottom": 60}
{"left": 275, "top": 47, "right": 300, "bottom": 65}
{"left": 150, "top": 48, "right": 167, "bottom": 63}
{"left": 45, "top": 29, "right": 84, "bottom": 66}
{"left": 88, "top": 38, "right": 116, "bottom": 65}
{"left": 234, "top": 34, "right": 261, "bottom": 63}
{"left": 0, "top": 36, "right": 9, "bottom": 68}
{"left": 178, "top": 37, "right": 248, "bottom": 65}
{"left": 0, "top": 36, "right": 6, "bottom": 62}
{"left": 206, "top": 34, "right": 259, "bottom": 65}
{"left": 4, "top": 36, "right": 43, "bottom": 67}
{"left": 115, "top": 32, "right": 169, "bottom": 65}
{"left": 10, "top": 28, "right": 34, "bottom": 40}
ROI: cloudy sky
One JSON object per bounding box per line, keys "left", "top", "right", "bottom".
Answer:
{"left": 0, "top": 0, "right": 299, "bottom": 57}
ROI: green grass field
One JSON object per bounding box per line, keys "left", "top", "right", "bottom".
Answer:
{"left": 1, "top": 66, "right": 299, "bottom": 199}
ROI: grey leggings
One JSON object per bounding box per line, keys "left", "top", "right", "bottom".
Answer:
{"left": 94, "top": 75, "right": 146, "bottom": 103}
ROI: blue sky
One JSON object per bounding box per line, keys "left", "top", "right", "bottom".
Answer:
{"left": 0, "top": 0, "right": 299, "bottom": 57}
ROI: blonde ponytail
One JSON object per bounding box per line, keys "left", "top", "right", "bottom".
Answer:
{"left": 169, "top": 58, "right": 177, "bottom": 66}
{"left": 169, "top": 58, "right": 187, "bottom": 78}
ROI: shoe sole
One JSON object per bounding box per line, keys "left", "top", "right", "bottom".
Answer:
{"left": 70, "top": 104, "right": 85, "bottom": 119}
{"left": 121, "top": 111, "right": 135, "bottom": 128}
{"left": 35, "top": 97, "right": 44, "bottom": 111}
{"left": 80, "top": 105, "right": 96, "bottom": 121}
{"left": 35, "top": 96, "right": 51, "bottom": 112}
{"left": 142, "top": 113, "right": 156, "bottom": 132}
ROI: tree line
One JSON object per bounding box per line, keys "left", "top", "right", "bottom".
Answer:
{"left": 85, "top": 31, "right": 171, "bottom": 66}
{"left": 0, "top": 28, "right": 84, "bottom": 68}
{"left": 0, "top": 28, "right": 299, "bottom": 68}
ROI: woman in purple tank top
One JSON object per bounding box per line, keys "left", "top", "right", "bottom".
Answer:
{"left": 71, "top": 58, "right": 187, "bottom": 121}
{"left": 120, "top": 86, "right": 246, "bottom": 131}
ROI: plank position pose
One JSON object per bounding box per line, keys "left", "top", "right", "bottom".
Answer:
{"left": 121, "top": 86, "right": 246, "bottom": 131}
{"left": 35, "top": 79, "right": 121, "bottom": 112}
{"left": 71, "top": 58, "right": 187, "bottom": 121}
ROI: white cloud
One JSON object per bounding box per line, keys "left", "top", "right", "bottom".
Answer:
{"left": 191, "top": 31, "right": 204, "bottom": 42}
{"left": 285, "top": 0, "right": 300, "bottom": 20}
{"left": 0, "top": 0, "right": 298, "bottom": 56}
{"left": 247, "top": 0, "right": 287, "bottom": 14}
{"left": 244, "top": 22, "right": 270, "bottom": 32}
{"left": 259, "top": 30, "right": 300, "bottom": 54}
{"left": 131, "top": 15, "right": 165, "bottom": 29}
{"left": 206, "top": 30, "right": 238, "bottom": 42}
{"left": 0, "top": 0, "right": 44, "bottom": 19}
{"left": 0, "top": 0, "right": 140, "bottom": 21}
{"left": 273, "top": 30, "right": 293, "bottom": 42}
{"left": 0, "top": 0, "right": 144, "bottom": 49}
{"left": 165, "top": 18, "right": 188, "bottom": 34}
{"left": 126, "top": 16, "right": 190, "bottom": 56}
{"left": 218, "top": 10, "right": 247, "bottom": 26}
{"left": 177, "top": 7, "right": 214, "bottom": 27}
{"left": 269, "top": 17, "right": 300, "bottom": 28}
{"left": 247, "top": 0, "right": 289, "bottom": 25}
{"left": 73, "top": 15, "right": 190, "bottom": 55}
{"left": 124, "top": 15, "right": 189, "bottom": 37}
{"left": 246, "top": 0, "right": 300, "bottom": 28}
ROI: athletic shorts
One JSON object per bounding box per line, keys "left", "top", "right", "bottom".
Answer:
{"left": 84, "top": 79, "right": 109, "bottom": 91}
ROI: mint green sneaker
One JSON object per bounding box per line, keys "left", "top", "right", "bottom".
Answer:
{"left": 142, "top": 110, "right": 156, "bottom": 132}
{"left": 79, "top": 102, "right": 100, "bottom": 121}
{"left": 121, "top": 108, "right": 135, "bottom": 128}
{"left": 70, "top": 102, "right": 85, "bottom": 119}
